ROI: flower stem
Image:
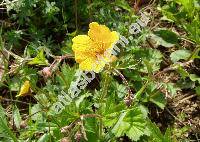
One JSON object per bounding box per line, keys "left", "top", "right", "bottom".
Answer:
{"left": 98, "top": 72, "right": 110, "bottom": 139}
{"left": 113, "top": 69, "right": 134, "bottom": 106}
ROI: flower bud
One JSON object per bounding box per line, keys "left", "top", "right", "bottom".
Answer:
{"left": 75, "top": 131, "right": 82, "bottom": 142}
{"left": 42, "top": 67, "right": 52, "bottom": 78}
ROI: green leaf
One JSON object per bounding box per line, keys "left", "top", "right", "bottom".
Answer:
{"left": 0, "top": 105, "right": 6, "bottom": 122}
{"left": 115, "top": 0, "right": 132, "bottom": 12}
{"left": 84, "top": 118, "right": 99, "bottom": 141}
{"left": 150, "top": 91, "right": 166, "bottom": 109}
{"left": 184, "top": 17, "right": 200, "bottom": 43}
{"left": 177, "top": 66, "right": 190, "bottom": 79}
{"left": 189, "top": 74, "right": 200, "bottom": 84}
{"left": 75, "top": 93, "right": 92, "bottom": 108}
{"left": 164, "top": 128, "right": 173, "bottom": 142}
{"left": 112, "top": 82, "right": 127, "bottom": 99}
{"left": 151, "top": 29, "right": 178, "bottom": 47}
{"left": 195, "top": 86, "right": 200, "bottom": 96}
{"left": 106, "top": 107, "right": 150, "bottom": 141}
{"left": 28, "top": 50, "right": 49, "bottom": 65}
{"left": 175, "top": 0, "right": 195, "bottom": 18}
{"left": 170, "top": 49, "right": 191, "bottom": 63}
{"left": 31, "top": 104, "right": 43, "bottom": 121}
{"left": 163, "top": 83, "right": 180, "bottom": 96}
{"left": 133, "top": 48, "right": 163, "bottom": 73}
{"left": 147, "top": 120, "right": 164, "bottom": 142}
{"left": 148, "top": 120, "right": 174, "bottom": 142}
{"left": 37, "top": 133, "right": 50, "bottom": 142}
{"left": 13, "top": 105, "right": 22, "bottom": 129}
{"left": 56, "top": 63, "right": 76, "bottom": 89}
{"left": 0, "top": 105, "right": 18, "bottom": 142}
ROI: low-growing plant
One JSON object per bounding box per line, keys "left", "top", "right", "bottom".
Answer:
{"left": 0, "top": 0, "right": 199, "bottom": 141}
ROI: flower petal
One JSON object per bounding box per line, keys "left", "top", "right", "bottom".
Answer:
{"left": 74, "top": 51, "right": 93, "bottom": 63}
{"left": 88, "top": 22, "right": 119, "bottom": 51}
{"left": 79, "top": 57, "right": 106, "bottom": 73}
{"left": 88, "top": 22, "right": 111, "bottom": 42}
{"left": 16, "top": 81, "right": 31, "bottom": 97}
{"left": 72, "top": 22, "right": 119, "bottom": 72}
{"left": 72, "top": 35, "right": 91, "bottom": 52}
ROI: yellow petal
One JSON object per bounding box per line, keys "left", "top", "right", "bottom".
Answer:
{"left": 72, "top": 35, "right": 100, "bottom": 55}
{"left": 74, "top": 51, "right": 94, "bottom": 63}
{"left": 16, "top": 81, "right": 31, "bottom": 97}
{"left": 72, "top": 22, "right": 119, "bottom": 73}
{"left": 88, "top": 22, "right": 111, "bottom": 42}
{"left": 88, "top": 22, "right": 119, "bottom": 51}
{"left": 79, "top": 57, "right": 106, "bottom": 73}
{"left": 72, "top": 35, "right": 91, "bottom": 52}
{"left": 109, "top": 31, "right": 119, "bottom": 49}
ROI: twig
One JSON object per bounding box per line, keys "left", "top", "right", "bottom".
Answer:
{"left": 49, "top": 54, "right": 74, "bottom": 72}
{"left": 0, "top": 97, "right": 30, "bottom": 105}
{"left": 55, "top": 54, "right": 74, "bottom": 60}
{"left": 154, "top": 60, "right": 193, "bottom": 77}
{"left": 113, "top": 69, "right": 134, "bottom": 107}
{"left": 165, "top": 108, "right": 185, "bottom": 126}
{"left": 114, "top": 69, "right": 133, "bottom": 97}
{"left": 175, "top": 94, "right": 196, "bottom": 107}
{"left": 0, "top": 50, "right": 9, "bottom": 62}
{"left": 181, "top": 37, "right": 196, "bottom": 44}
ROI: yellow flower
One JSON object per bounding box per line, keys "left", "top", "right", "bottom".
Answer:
{"left": 16, "top": 81, "right": 31, "bottom": 97}
{"left": 72, "top": 22, "right": 119, "bottom": 72}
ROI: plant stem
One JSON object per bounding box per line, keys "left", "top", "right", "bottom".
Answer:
{"left": 61, "top": 114, "right": 101, "bottom": 133}
{"left": 113, "top": 69, "right": 135, "bottom": 106}
{"left": 98, "top": 72, "right": 110, "bottom": 139}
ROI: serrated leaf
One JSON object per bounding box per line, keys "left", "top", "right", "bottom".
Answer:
{"left": 0, "top": 105, "right": 18, "bottom": 142}
{"left": 106, "top": 107, "right": 149, "bottom": 141}
{"left": 0, "top": 105, "right": 6, "bottom": 122}
{"left": 84, "top": 118, "right": 99, "bottom": 141}
{"left": 164, "top": 128, "right": 173, "bottom": 142}
{"left": 170, "top": 49, "right": 191, "bottom": 63}
{"left": 133, "top": 48, "right": 163, "bottom": 73}
{"left": 147, "top": 120, "right": 164, "bottom": 142}
{"left": 28, "top": 50, "right": 49, "bottom": 65}
{"left": 163, "top": 83, "right": 180, "bottom": 96}
{"left": 150, "top": 91, "right": 166, "bottom": 109}
{"left": 31, "top": 104, "right": 43, "bottom": 121}
{"left": 56, "top": 63, "right": 76, "bottom": 89}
